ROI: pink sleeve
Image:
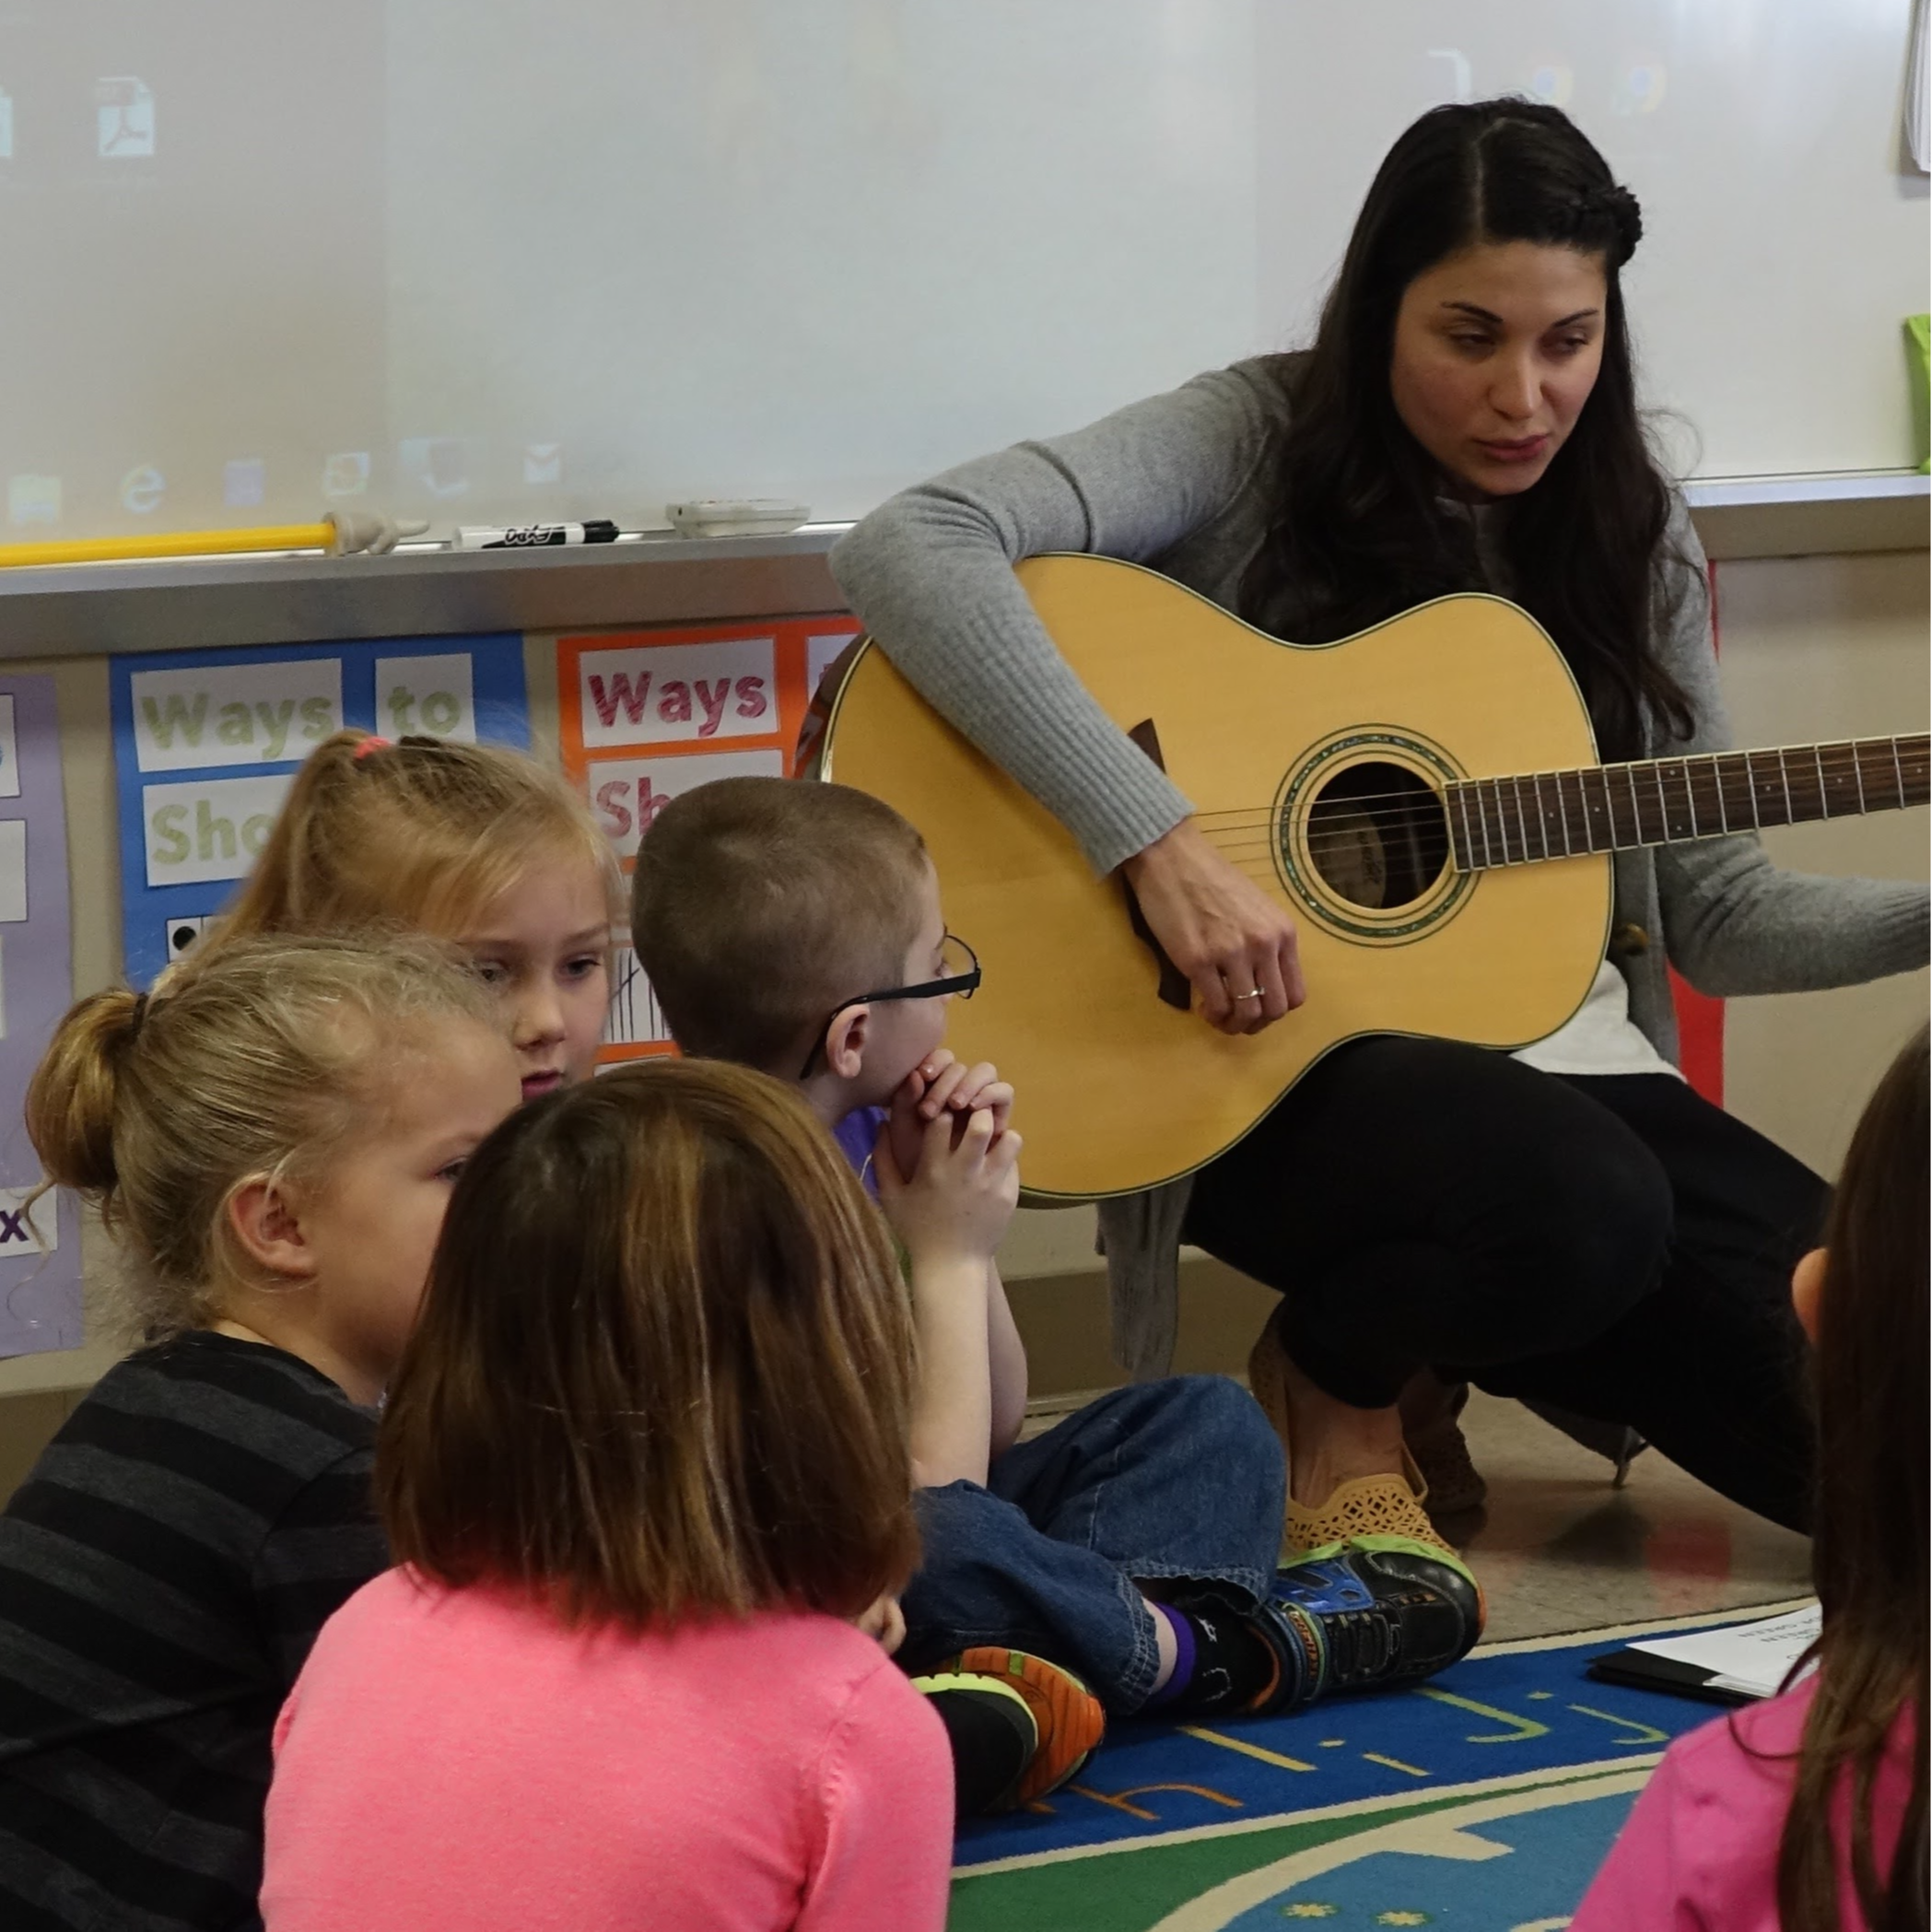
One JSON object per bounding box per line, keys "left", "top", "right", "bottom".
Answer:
{"left": 795, "top": 1662, "right": 953, "bottom": 1932}
{"left": 1570, "top": 1753, "right": 1707, "bottom": 1932}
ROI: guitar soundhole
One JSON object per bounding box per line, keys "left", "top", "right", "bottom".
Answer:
{"left": 1302, "top": 761, "right": 1449, "bottom": 910}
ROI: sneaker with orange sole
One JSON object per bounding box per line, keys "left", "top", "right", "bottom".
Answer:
{"left": 930, "top": 1647, "right": 1105, "bottom": 1809}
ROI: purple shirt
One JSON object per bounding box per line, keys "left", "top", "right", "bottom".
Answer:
{"left": 831, "top": 1106, "right": 889, "bottom": 1197}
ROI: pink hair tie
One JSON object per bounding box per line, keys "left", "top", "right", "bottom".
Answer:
{"left": 353, "top": 735, "right": 392, "bottom": 762}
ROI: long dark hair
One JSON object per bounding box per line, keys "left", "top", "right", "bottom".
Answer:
{"left": 1242, "top": 99, "right": 1692, "bottom": 761}
{"left": 1776, "top": 1027, "right": 1928, "bottom": 1929}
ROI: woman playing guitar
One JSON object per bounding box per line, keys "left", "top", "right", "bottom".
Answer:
{"left": 830, "top": 100, "right": 1928, "bottom": 1569}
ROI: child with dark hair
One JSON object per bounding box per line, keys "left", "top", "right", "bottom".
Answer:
{"left": 1574, "top": 1028, "right": 1928, "bottom": 1932}
{"left": 263, "top": 1060, "right": 953, "bottom": 1931}
{"left": 631, "top": 774, "right": 1482, "bottom": 1816}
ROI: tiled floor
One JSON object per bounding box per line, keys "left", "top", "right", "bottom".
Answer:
{"left": 1024, "top": 1385, "right": 1812, "bottom": 1644}
{"left": 1425, "top": 1389, "right": 1810, "bottom": 1642}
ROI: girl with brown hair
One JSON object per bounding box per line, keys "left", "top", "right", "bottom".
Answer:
{"left": 0, "top": 936, "right": 521, "bottom": 1932}
{"left": 1574, "top": 1027, "right": 1928, "bottom": 1931}
{"left": 261, "top": 1059, "right": 953, "bottom": 1931}
{"left": 213, "top": 727, "right": 623, "bottom": 1100}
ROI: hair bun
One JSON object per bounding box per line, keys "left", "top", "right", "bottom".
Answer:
{"left": 1587, "top": 182, "right": 1644, "bottom": 265}
{"left": 24, "top": 985, "right": 147, "bottom": 1199}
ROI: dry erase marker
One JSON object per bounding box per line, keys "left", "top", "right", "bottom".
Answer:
{"left": 455, "top": 520, "right": 619, "bottom": 548}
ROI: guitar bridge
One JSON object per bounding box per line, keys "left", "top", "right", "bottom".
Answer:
{"left": 1122, "top": 719, "right": 1194, "bottom": 1013}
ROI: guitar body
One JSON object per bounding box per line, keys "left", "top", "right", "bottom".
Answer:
{"left": 816, "top": 555, "right": 1613, "bottom": 1199}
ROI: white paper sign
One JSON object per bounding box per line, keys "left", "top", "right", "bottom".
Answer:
{"left": 0, "top": 820, "right": 26, "bottom": 923}
{"left": 805, "top": 630, "right": 860, "bottom": 702}
{"left": 0, "top": 697, "right": 20, "bottom": 801}
{"left": 576, "top": 638, "right": 776, "bottom": 751}
{"left": 375, "top": 653, "right": 477, "bottom": 744}
{"left": 586, "top": 747, "right": 785, "bottom": 860}
{"left": 0, "top": 1185, "right": 56, "bottom": 1254}
{"left": 142, "top": 773, "right": 295, "bottom": 886}
{"left": 130, "top": 658, "right": 344, "bottom": 773}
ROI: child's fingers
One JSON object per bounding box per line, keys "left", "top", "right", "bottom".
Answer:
{"left": 918, "top": 1059, "right": 974, "bottom": 1119}
{"left": 909, "top": 1050, "right": 954, "bottom": 1115}
{"left": 960, "top": 1078, "right": 1013, "bottom": 1128}
{"left": 931, "top": 1063, "right": 1004, "bottom": 1117}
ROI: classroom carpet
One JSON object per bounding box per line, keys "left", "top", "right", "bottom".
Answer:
{"left": 947, "top": 1603, "right": 1807, "bottom": 1931}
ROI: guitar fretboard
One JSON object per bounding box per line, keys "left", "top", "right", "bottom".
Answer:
{"left": 1446, "top": 735, "right": 1931, "bottom": 871}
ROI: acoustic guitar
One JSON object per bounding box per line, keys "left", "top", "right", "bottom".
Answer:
{"left": 809, "top": 555, "right": 1928, "bottom": 1200}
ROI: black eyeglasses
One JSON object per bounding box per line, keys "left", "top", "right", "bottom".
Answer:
{"left": 798, "top": 933, "right": 981, "bottom": 1079}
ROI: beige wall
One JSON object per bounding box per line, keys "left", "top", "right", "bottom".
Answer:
{"left": 0, "top": 545, "right": 1924, "bottom": 1487}
{"left": 1708, "top": 551, "right": 1930, "bottom": 1175}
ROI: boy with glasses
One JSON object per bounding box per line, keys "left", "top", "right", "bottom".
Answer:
{"left": 631, "top": 777, "right": 1481, "bottom": 1818}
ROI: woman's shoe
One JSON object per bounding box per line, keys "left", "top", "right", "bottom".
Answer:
{"left": 1399, "top": 1370, "right": 1488, "bottom": 1518}
{"left": 1280, "top": 1452, "right": 1460, "bottom": 1563}
{"left": 1247, "top": 1306, "right": 1462, "bottom": 1563}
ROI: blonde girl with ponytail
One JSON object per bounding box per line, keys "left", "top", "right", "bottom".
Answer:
{"left": 0, "top": 935, "right": 521, "bottom": 1932}
{"left": 213, "top": 729, "right": 623, "bottom": 1100}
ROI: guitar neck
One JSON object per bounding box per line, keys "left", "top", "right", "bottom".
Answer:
{"left": 1446, "top": 734, "right": 1932, "bottom": 872}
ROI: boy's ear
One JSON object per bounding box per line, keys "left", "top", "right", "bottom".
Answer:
{"left": 1790, "top": 1247, "right": 1827, "bottom": 1342}
{"left": 822, "top": 1004, "right": 872, "bottom": 1082}
{"left": 226, "top": 1177, "right": 321, "bottom": 1282}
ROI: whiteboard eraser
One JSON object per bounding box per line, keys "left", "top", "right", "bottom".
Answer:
{"left": 666, "top": 498, "right": 810, "bottom": 538}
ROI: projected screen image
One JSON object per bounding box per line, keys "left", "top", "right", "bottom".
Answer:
{"left": 0, "top": 2, "right": 1920, "bottom": 547}
{"left": 0, "top": 1, "right": 1264, "bottom": 543}
{"left": 0, "top": 3, "right": 386, "bottom": 539}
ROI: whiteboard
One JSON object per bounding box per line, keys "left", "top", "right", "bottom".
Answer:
{"left": 0, "top": 0, "right": 1923, "bottom": 545}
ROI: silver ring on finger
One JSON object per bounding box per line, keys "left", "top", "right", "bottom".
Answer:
{"left": 1234, "top": 988, "right": 1263, "bottom": 1001}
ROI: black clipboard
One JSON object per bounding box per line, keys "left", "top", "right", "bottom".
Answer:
{"left": 1586, "top": 1646, "right": 1760, "bottom": 1707}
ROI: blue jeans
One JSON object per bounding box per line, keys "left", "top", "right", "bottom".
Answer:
{"left": 897, "top": 1375, "right": 1285, "bottom": 1713}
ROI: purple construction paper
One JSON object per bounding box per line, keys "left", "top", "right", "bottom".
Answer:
{"left": 0, "top": 676, "right": 81, "bottom": 1357}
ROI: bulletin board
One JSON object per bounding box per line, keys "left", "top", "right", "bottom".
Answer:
{"left": 0, "top": 675, "right": 82, "bottom": 1358}
{"left": 110, "top": 635, "right": 529, "bottom": 988}
{"left": 557, "top": 615, "right": 861, "bottom": 1062}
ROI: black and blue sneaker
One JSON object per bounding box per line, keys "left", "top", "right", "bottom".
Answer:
{"left": 1171, "top": 1536, "right": 1482, "bottom": 1718}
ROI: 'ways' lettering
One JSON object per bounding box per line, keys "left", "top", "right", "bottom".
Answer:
{"left": 139, "top": 692, "right": 208, "bottom": 750}
{"left": 144, "top": 692, "right": 333, "bottom": 760}
{"left": 589, "top": 671, "right": 651, "bottom": 730}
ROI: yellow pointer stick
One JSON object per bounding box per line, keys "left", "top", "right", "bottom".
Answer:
{"left": 0, "top": 523, "right": 334, "bottom": 568}
{"left": 0, "top": 512, "right": 427, "bottom": 568}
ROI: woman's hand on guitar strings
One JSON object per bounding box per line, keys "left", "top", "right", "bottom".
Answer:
{"left": 1121, "top": 818, "right": 1306, "bottom": 1036}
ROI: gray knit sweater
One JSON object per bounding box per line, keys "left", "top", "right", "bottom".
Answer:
{"left": 831, "top": 357, "right": 1929, "bottom": 1376}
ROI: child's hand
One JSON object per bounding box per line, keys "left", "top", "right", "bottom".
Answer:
{"left": 917, "top": 1052, "right": 1013, "bottom": 1136}
{"left": 853, "top": 1592, "right": 907, "bottom": 1657}
{"left": 886, "top": 1051, "right": 1014, "bottom": 1179}
{"left": 875, "top": 1104, "right": 1020, "bottom": 1269}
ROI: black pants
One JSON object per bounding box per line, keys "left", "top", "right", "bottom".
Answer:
{"left": 1181, "top": 1036, "right": 1825, "bottom": 1533}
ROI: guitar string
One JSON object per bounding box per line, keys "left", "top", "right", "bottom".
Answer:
{"left": 1172, "top": 743, "right": 1926, "bottom": 834}
{"left": 1171, "top": 765, "right": 1926, "bottom": 850}
{"left": 1196, "top": 767, "right": 1921, "bottom": 858}
{"left": 1171, "top": 732, "right": 1928, "bottom": 823}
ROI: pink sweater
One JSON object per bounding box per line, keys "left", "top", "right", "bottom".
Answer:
{"left": 262, "top": 1569, "right": 952, "bottom": 1931}
{"left": 1572, "top": 1674, "right": 1915, "bottom": 1931}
